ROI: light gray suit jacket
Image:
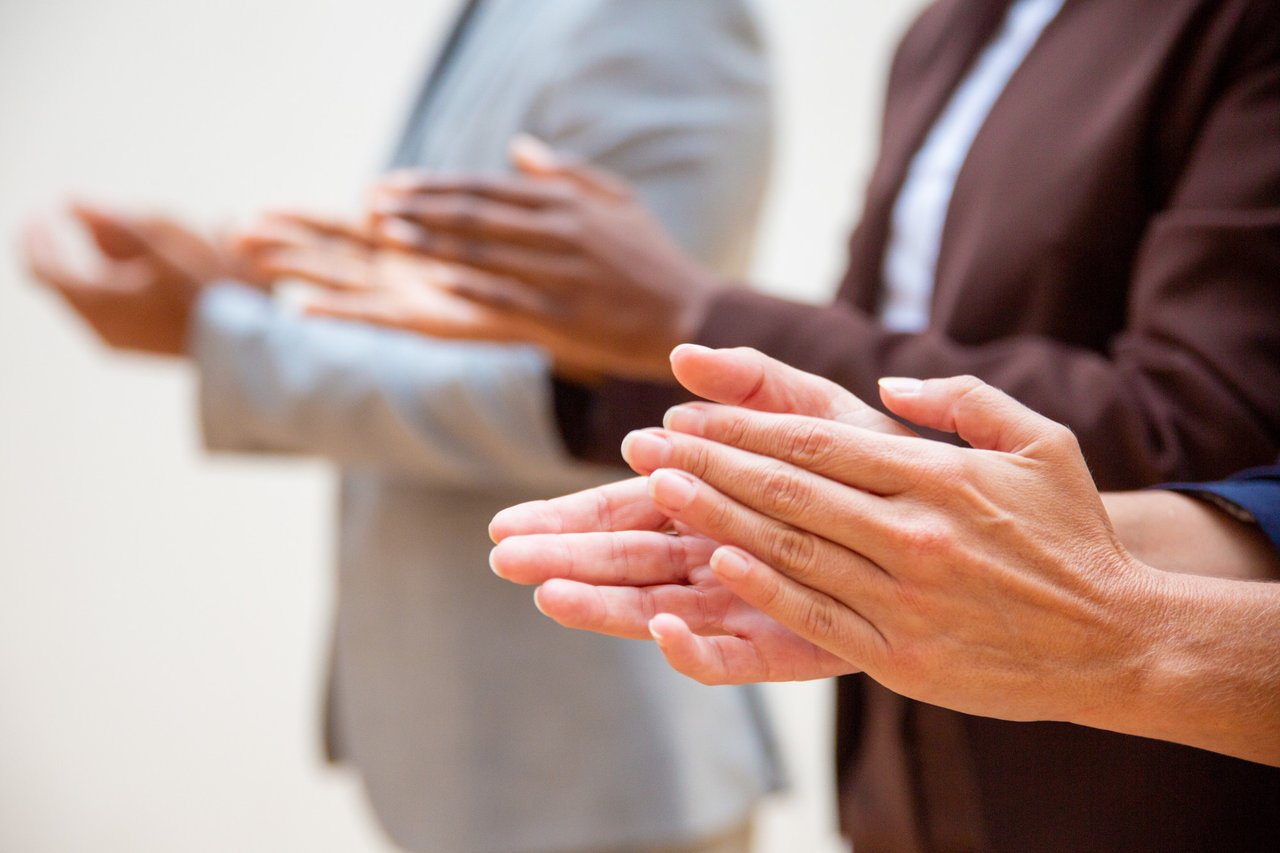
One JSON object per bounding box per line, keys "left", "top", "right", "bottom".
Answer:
{"left": 194, "top": 2, "right": 780, "bottom": 851}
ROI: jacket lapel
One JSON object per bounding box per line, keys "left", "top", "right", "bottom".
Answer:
{"left": 841, "top": 0, "right": 1013, "bottom": 313}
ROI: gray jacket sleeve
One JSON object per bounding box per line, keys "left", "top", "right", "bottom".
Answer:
{"left": 195, "top": 0, "right": 772, "bottom": 486}
{"left": 195, "top": 284, "right": 607, "bottom": 491}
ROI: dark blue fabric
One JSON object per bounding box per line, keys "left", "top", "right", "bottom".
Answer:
{"left": 1159, "top": 465, "right": 1280, "bottom": 554}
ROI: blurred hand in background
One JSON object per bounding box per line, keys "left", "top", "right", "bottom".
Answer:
{"left": 361, "top": 135, "right": 726, "bottom": 380}
{"left": 24, "top": 204, "right": 241, "bottom": 356}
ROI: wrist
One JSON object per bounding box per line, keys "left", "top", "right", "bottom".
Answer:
{"left": 1087, "top": 566, "right": 1231, "bottom": 748}
{"left": 1066, "top": 551, "right": 1177, "bottom": 735}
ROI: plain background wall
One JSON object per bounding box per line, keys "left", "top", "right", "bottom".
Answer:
{"left": 0, "top": 1, "right": 930, "bottom": 850}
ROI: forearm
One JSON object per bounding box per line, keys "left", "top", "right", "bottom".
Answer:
{"left": 1103, "top": 490, "right": 1280, "bottom": 581}
{"left": 1098, "top": 570, "right": 1280, "bottom": 767}
{"left": 194, "top": 284, "right": 616, "bottom": 490}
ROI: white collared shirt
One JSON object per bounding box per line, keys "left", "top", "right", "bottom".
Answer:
{"left": 879, "top": 0, "right": 1066, "bottom": 333}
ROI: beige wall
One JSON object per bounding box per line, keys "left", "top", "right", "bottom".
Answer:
{"left": 0, "top": 1, "right": 929, "bottom": 850}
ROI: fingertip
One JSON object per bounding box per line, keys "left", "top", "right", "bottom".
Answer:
{"left": 648, "top": 612, "right": 679, "bottom": 643}
{"left": 669, "top": 342, "right": 711, "bottom": 362}
{"left": 481, "top": 535, "right": 519, "bottom": 581}
{"left": 488, "top": 513, "right": 508, "bottom": 544}
{"left": 509, "top": 133, "right": 557, "bottom": 173}
{"left": 709, "top": 546, "right": 750, "bottom": 581}
{"left": 647, "top": 468, "right": 697, "bottom": 513}
{"left": 877, "top": 377, "right": 923, "bottom": 397}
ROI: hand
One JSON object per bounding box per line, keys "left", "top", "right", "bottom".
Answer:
{"left": 24, "top": 204, "right": 233, "bottom": 356}
{"left": 365, "top": 135, "right": 726, "bottom": 381}
{"left": 232, "top": 211, "right": 630, "bottom": 384}
{"left": 611, "top": 366, "right": 1165, "bottom": 726}
{"left": 490, "top": 344, "right": 915, "bottom": 683}
{"left": 492, "top": 476, "right": 855, "bottom": 682}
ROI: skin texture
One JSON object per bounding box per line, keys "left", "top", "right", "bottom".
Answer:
{"left": 490, "top": 345, "right": 1280, "bottom": 766}
{"left": 350, "top": 135, "right": 724, "bottom": 380}
{"left": 24, "top": 205, "right": 235, "bottom": 356}
{"left": 228, "top": 208, "right": 617, "bottom": 386}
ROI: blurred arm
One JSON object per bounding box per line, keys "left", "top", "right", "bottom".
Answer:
{"left": 193, "top": 283, "right": 602, "bottom": 490}
{"left": 198, "top": 1, "right": 772, "bottom": 484}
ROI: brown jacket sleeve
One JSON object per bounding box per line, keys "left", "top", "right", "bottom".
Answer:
{"left": 571, "top": 0, "right": 1280, "bottom": 490}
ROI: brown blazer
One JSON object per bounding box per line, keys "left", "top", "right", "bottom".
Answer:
{"left": 561, "top": 0, "right": 1280, "bottom": 849}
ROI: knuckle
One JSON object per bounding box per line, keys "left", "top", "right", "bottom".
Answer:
{"left": 917, "top": 448, "right": 964, "bottom": 489}
{"left": 701, "top": 497, "right": 738, "bottom": 537}
{"left": 450, "top": 195, "right": 481, "bottom": 230}
{"left": 759, "top": 464, "right": 813, "bottom": 518}
{"left": 782, "top": 419, "right": 837, "bottom": 467}
{"left": 898, "top": 520, "right": 951, "bottom": 559}
{"left": 674, "top": 437, "right": 714, "bottom": 479}
{"left": 767, "top": 524, "right": 817, "bottom": 576}
{"left": 712, "top": 410, "right": 754, "bottom": 449}
{"left": 800, "top": 596, "right": 838, "bottom": 638}
{"left": 1047, "top": 422, "right": 1082, "bottom": 456}
{"left": 885, "top": 639, "right": 928, "bottom": 683}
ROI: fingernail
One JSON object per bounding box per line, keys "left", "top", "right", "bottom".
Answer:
{"left": 532, "top": 587, "right": 548, "bottom": 616}
{"left": 878, "top": 377, "right": 923, "bottom": 395}
{"left": 510, "top": 133, "right": 557, "bottom": 170}
{"left": 648, "top": 469, "right": 697, "bottom": 511}
{"left": 711, "top": 547, "right": 749, "bottom": 580}
{"left": 663, "top": 405, "right": 705, "bottom": 436}
{"left": 669, "top": 343, "right": 711, "bottom": 361}
{"left": 648, "top": 616, "right": 668, "bottom": 644}
{"left": 621, "top": 429, "right": 672, "bottom": 469}
{"left": 488, "top": 546, "right": 505, "bottom": 577}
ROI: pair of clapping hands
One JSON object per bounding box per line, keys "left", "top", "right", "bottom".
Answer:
{"left": 491, "top": 343, "right": 1164, "bottom": 730}
{"left": 26, "top": 135, "right": 714, "bottom": 381}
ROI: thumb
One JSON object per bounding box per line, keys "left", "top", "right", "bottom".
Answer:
{"left": 877, "top": 375, "right": 1069, "bottom": 455}
{"left": 671, "top": 344, "right": 915, "bottom": 436}
{"left": 508, "top": 134, "right": 631, "bottom": 201}
{"left": 71, "top": 202, "right": 149, "bottom": 260}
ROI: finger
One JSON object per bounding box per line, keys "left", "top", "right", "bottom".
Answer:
{"left": 708, "top": 546, "right": 883, "bottom": 671}
{"left": 649, "top": 611, "right": 856, "bottom": 685}
{"left": 655, "top": 406, "right": 937, "bottom": 495}
{"left": 76, "top": 211, "right": 208, "bottom": 284}
{"left": 624, "top": 419, "right": 923, "bottom": 502}
{"left": 436, "top": 263, "right": 562, "bottom": 318}
{"left": 370, "top": 193, "right": 574, "bottom": 249}
{"left": 257, "top": 247, "right": 374, "bottom": 291}
{"left": 231, "top": 214, "right": 373, "bottom": 266}
{"left": 261, "top": 210, "right": 374, "bottom": 245}
{"left": 302, "top": 289, "right": 442, "bottom": 331}
{"left": 303, "top": 281, "right": 534, "bottom": 344}
{"left": 372, "top": 169, "right": 577, "bottom": 210}
{"left": 22, "top": 219, "right": 113, "bottom": 295}
{"left": 490, "top": 477, "right": 671, "bottom": 541}
{"left": 374, "top": 217, "right": 580, "bottom": 291}
{"left": 490, "top": 530, "right": 715, "bottom": 586}
{"left": 509, "top": 133, "right": 632, "bottom": 201}
{"left": 640, "top": 466, "right": 893, "bottom": 603}
{"left": 878, "top": 375, "right": 1077, "bottom": 457}
{"left": 647, "top": 613, "right": 793, "bottom": 685}
{"left": 70, "top": 203, "right": 148, "bottom": 259}
{"left": 669, "top": 344, "right": 914, "bottom": 436}
{"left": 532, "top": 578, "right": 730, "bottom": 640}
